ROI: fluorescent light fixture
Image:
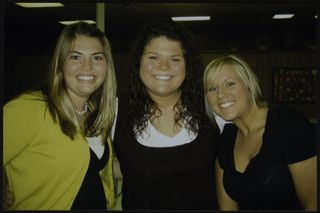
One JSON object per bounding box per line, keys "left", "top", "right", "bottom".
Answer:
{"left": 273, "top": 14, "right": 295, "bottom": 19}
{"left": 15, "top": 3, "right": 64, "bottom": 8}
{"left": 59, "top": 20, "right": 96, "bottom": 25}
{"left": 171, "top": 16, "right": 210, "bottom": 21}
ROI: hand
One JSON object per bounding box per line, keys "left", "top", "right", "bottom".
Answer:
{"left": 2, "top": 183, "right": 14, "bottom": 209}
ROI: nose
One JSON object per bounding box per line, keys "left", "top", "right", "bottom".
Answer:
{"left": 82, "top": 57, "right": 93, "bottom": 70}
{"left": 157, "top": 58, "right": 170, "bottom": 71}
{"left": 217, "top": 87, "right": 226, "bottom": 99}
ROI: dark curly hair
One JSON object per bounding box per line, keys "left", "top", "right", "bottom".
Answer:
{"left": 126, "top": 19, "right": 211, "bottom": 137}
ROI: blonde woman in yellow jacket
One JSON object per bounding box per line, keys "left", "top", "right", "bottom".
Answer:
{"left": 3, "top": 22, "right": 117, "bottom": 210}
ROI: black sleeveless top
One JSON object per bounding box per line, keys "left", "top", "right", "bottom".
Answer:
{"left": 71, "top": 144, "right": 109, "bottom": 210}
{"left": 114, "top": 100, "right": 219, "bottom": 210}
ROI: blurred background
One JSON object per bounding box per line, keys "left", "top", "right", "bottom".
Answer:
{"left": 4, "top": 0, "right": 318, "bottom": 122}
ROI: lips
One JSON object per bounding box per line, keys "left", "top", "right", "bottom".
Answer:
{"left": 219, "top": 101, "right": 234, "bottom": 108}
{"left": 78, "top": 75, "right": 94, "bottom": 80}
{"left": 153, "top": 75, "right": 172, "bottom": 80}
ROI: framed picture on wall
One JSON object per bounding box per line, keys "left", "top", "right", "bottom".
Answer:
{"left": 272, "top": 68, "right": 317, "bottom": 103}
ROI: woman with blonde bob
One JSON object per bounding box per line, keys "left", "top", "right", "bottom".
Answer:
{"left": 203, "top": 55, "right": 316, "bottom": 210}
{"left": 3, "top": 22, "right": 117, "bottom": 210}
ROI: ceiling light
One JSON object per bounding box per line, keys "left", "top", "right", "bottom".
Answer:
{"left": 273, "top": 14, "right": 295, "bottom": 19}
{"left": 171, "top": 16, "right": 210, "bottom": 21}
{"left": 15, "top": 3, "right": 64, "bottom": 8}
{"left": 59, "top": 20, "right": 96, "bottom": 25}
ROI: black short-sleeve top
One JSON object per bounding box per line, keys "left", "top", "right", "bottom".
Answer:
{"left": 217, "top": 106, "right": 316, "bottom": 210}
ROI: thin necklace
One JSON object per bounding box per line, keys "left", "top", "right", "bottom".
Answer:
{"left": 73, "top": 102, "right": 88, "bottom": 116}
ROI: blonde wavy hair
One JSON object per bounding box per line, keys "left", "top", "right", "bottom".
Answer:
{"left": 47, "top": 22, "right": 117, "bottom": 142}
{"left": 203, "top": 55, "right": 261, "bottom": 122}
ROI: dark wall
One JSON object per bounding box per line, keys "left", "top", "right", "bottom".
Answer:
{"left": 113, "top": 50, "right": 317, "bottom": 121}
{"left": 4, "top": 49, "right": 317, "bottom": 122}
{"left": 201, "top": 51, "right": 317, "bottom": 120}
{"left": 4, "top": 2, "right": 318, "bottom": 122}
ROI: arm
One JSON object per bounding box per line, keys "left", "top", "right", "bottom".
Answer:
{"left": 3, "top": 97, "right": 39, "bottom": 208}
{"left": 2, "top": 170, "right": 14, "bottom": 209}
{"left": 112, "top": 157, "right": 123, "bottom": 180}
{"left": 110, "top": 98, "right": 122, "bottom": 180}
{"left": 4, "top": 96, "right": 39, "bottom": 165}
{"left": 112, "top": 157, "right": 123, "bottom": 199}
{"left": 288, "top": 156, "right": 317, "bottom": 211}
{"left": 215, "top": 159, "right": 238, "bottom": 210}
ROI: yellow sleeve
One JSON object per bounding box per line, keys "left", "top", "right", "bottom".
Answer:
{"left": 3, "top": 94, "right": 43, "bottom": 165}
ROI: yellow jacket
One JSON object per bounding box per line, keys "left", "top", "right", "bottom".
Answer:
{"left": 3, "top": 91, "right": 115, "bottom": 210}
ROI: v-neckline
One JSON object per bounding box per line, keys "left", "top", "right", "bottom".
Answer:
{"left": 231, "top": 108, "right": 271, "bottom": 174}
{"left": 149, "top": 120, "right": 183, "bottom": 139}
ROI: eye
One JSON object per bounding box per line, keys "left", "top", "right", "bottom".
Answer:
{"left": 92, "top": 54, "right": 105, "bottom": 61}
{"left": 208, "top": 87, "right": 217, "bottom": 92}
{"left": 226, "top": 82, "right": 235, "bottom": 87}
{"left": 69, "top": 54, "right": 81, "bottom": 60}
{"left": 171, "top": 57, "right": 181, "bottom": 62}
{"left": 148, "top": 55, "right": 159, "bottom": 60}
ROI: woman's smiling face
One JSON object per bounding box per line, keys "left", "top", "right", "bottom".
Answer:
{"left": 206, "top": 64, "right": 252, "bottom": 121}
{"left": 139, "top": 36, "right": 186, "bottom": 99}
{"left": 63, "top": 35, "right": 107, "bottom": 103}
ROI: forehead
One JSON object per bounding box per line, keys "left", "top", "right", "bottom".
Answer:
{"left": 70, "top": 35, "right": 103, "bottom": 51}
{"left": 144, "top": 36, "right": 182, "bottom": 52}
{"left": 207, "top": 64, "right": 240, "bottom": 83}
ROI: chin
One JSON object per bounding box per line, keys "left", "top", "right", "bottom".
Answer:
{"left": 79, "top": 89, "right": 95, "bottom": 96}
{"left": 151, "top": 88, "right": 177, "bottom": 96}
{"left": 219, "top": 114, "right": 236, "bottom": 121}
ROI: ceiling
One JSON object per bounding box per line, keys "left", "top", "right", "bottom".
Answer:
{"left": 4, "top": 0, "right": 318, "bottom": 55}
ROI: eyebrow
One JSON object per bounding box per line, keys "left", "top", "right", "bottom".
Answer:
{"left": 69, "top": 51, "right": 105, "bottom": 55}
{"left": 224, "top": 78, "right": 238, "bottom": 81}
{"left": 144, "top": 51, "right": 184, "bottom": 57}
{"left": 207, "top": 77, "right": 238, "bottom": 85}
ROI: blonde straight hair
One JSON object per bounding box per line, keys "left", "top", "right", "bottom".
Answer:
{"left": 47, "top": 22, "right": 117, "bottom": 142}
{"left": 203, "top": 55, "right": 261, "bottom": 122}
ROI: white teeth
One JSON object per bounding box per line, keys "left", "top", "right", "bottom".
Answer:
{"left": 78, "top": 76, "right": 94, "bottom": 80}
{"left": 220, "top": 102, "right": 234, "bottom": 108}
{"left": 154, "top": 75, "right": 172, "bottom": 80}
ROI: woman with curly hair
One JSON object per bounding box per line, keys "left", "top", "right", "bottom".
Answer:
{"left": 113, "top": 19, "right": 220, "bottom": 210}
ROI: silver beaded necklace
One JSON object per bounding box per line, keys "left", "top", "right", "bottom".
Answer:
{"left": 73, "top": 102, "right": 89, "bottom": 116}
